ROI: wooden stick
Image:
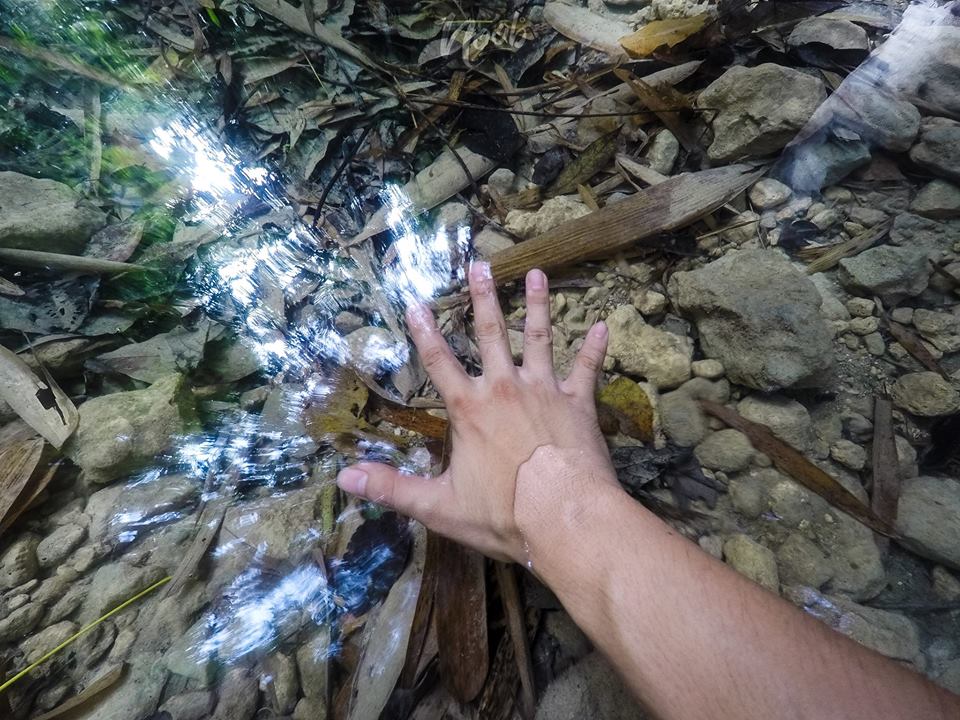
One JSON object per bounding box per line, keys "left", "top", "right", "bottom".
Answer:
{"left": 489, "top": 164, "right": 763, "bottom": 283}
{"left": 0, "top": 248, "right": 146, "bottom": 274}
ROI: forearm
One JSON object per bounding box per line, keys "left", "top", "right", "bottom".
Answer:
{"left": 523, "top": 479, "right": 959, "bottom": 720}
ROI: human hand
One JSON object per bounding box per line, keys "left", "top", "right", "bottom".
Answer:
{"left": 336, "top": 262, "right": 619, "bottom": 564}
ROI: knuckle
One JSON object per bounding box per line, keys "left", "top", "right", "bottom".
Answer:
{"left": 577, "top": 348, "right": 603, "bottom": 373}
{"left": 524, "top": 325, "right": 553, "bottom": 345}
{"left": 448, "top": 392, "right": 476, "bottom": 417}
{"left": 490, "top": 376, "right": 520, "bottom": 403}
{"left": 475, "top": 319, "right": 504, "bottom": 343}
{"left": 419, "top": 343, "right": 450, "bottom": 372}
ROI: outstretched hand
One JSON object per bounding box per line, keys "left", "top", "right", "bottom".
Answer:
{"left": 336, "top": 262, "right": 619, "bottom": 563}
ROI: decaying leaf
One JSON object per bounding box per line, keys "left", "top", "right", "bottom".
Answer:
{"left": 0, "top": 437, "right": 45, "bottom": 537}
{"left": 0, "top": 345, "right": 78, "bottom": 449}
{"left": 543, "top": 2, "right": 632, "bottom": 59}
{"left": 700, "top": 400, "right": 897, "bottom": 536}
{"left": 0, "top": 460, "right": 58, "bottom": 536}
{"left": 801, "top": 218, "right": 892, "bottom": 274}
{"left": 598, "top": 377, "right": 658, "bottom": 443}
{"left": 613, "top": 69, "right": 702, "bottom": 153}
{"left": 490, "top": 165, "right": 763, "bottom": 282}
{"left": 545, "top": 127, "right": 620, "bottom": 198}
{"left": 303, "top": 370, "right": 371, "bottom": 438}
{"left": 346, "top": 523, "right": 426, "bottom": 720}
{"left": 619, "top": 15, "right": 711, "bottom": 57}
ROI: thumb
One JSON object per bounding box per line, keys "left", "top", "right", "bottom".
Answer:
{"left": 336, "top": 463, "right": 442, "bottom": 522}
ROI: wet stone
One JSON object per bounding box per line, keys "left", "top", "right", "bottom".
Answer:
{"left": 723, "top": 534, "right": 779, "bottom": 593}
{"left": 694, "top": 429, "right": 754, "bottom": 473}
{"left": 912, "top": 179, "right": 960, "bottom": 220}
{"left": 605, "top": 304, "right": 693, "bottom": 389}
{"left": 36, "top": 524, "right": 86, "bottom": 568}
{"left": 748, "top": 178, "right": 792, "bottom": 209}
{"left": 891, "top": 372, "right": 960, "bottom": 417}
{"left": 897, "top": 476, "right": 960, "bottom": 570}
{"left": 838, "top": 245, "right": 929, "bottom": 302}
{"left": 0, "top": 535, "right": 40, "bottom": 590}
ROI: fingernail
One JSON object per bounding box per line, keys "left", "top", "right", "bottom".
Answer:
{"left": 527, "top": 268, "right": 546, "bottom": 290}
{"left": 337, "top": 467, "right": 368, "bottom": 496}
{"left": 591, "top": 321, "right": 608, "bottom": 340}
{"left": 470, "top": 260, "right": 492, "bottom": 281}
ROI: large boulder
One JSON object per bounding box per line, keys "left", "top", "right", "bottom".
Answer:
{"left": 697, "top": 64, "right": 826, "bottom": 162}
{"left": 897, "top": 476, "right": 960, "bottom": 570}
{"left": 64, "top": 374, "right": 198, "bottom": 484}
{"left": 668, "top": 250, "right": 833, "bottom": 391}
{"left": 0, "top": 171, "right": 106, "bottom": 254}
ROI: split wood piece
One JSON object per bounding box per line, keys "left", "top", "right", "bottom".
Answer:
{"left": 801, "top": 218, "right": 892, "bottom": 274}
{"left": 435, "top": 536, "right": 489, "bottom": 703}
{"left": 489, "top": 164, "right": 763, "bottom": 283}
{"left": 0, "top": 248, "right": 146, "bottom": 274}
{"left": 885, "top": 318, "right": 950, "bottom": 379}
{"left": 700, "top": 400, "right": 898, "bottom": 537}
{"left": 159, "top": 502, "right": 226, "bottom": 600}
{"left": 871, "top": 397, "right": 900, "bottom": 548}
{"left": 495, "top": 562, "right": 536, "bottom": 720}
{"left": 33, "top": 664, "right": 126, "bottom": 720}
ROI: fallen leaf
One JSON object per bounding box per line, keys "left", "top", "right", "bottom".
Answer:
{"left": 801, "top": 218, "right": 892, "bottom": 273}
{"left": 0, "top": 345, "right": 78, "bottom": 449}
{"left": 598, "top": 377, "right": 657, "bottom": 443}
{"left": 700, "top": 400, "right": 896, "bottom": 536}
{"left": 543, "top": 2, "right": 632, "bottom": 59}
{"left": 0, "top": 277, "right": 24, "bottom": 296}
{"left": 545, "top": 127, "right": 620, "bottom": 197}
{"left": 613, "top": 68, "right": 703, "bottom": 153}
{"left": 619, "top": 15, "right": 711, "bottom": 57}
{"left": 346, "top": 523, "right": 426, "bottom": 720}
{"left": 33, "top": 664, "right": 126, "bottom": 720}
{"left": 303, "top": 370, "right": 371, "bottom": 438}
{"left": 0, "top": 438, "right": 44, "bottom": 537}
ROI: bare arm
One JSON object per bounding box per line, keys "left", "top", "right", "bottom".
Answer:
{"left": 337, "top": 264, "right": 960, "bottom": 720}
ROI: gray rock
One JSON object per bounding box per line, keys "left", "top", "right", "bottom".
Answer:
{"left": 643, "top": 130, "right": 679, "bottom": 175}
{"left": 911, "top": 180, "right": 960, "bottom": 220}
{"left": 776, "top": 533, "right": 832, "bottom": 589}
{"left": 0, "top": 171, "right": 106, "bottom": 253}
{"left": 832, "top": 81, "right": 921, "bottom": 152}
{"left": 64, "top": 374, "right": 197, "bottom": 484}
{"left": 264, "top": 652, "right": 299, "bottom": 715}
{"left": 20, "top": 621, "right": 77, "bottom": 663}
{"left": 698, "top": 64, "right": 826, "bottom": 162}
{"left": 897, "top": 476, "right": 960, "bottom": 570}
{"left": 913, "top": 309, "right": 959, "bottom": 337}
{"left": 487, "top": 168, "right": 516, "bottom": 196}
{"left": 472, "top": 227, "right": 514, "bottom": 258}
{"left": 889, "top": 212, "right": 960, "bottom": 254}
{"left": 86, "top": 653, "right": 167, "bottom": 720}
{"left": 0, "top": 601, "right": 43, "bottom": 643}
{"left": 297, "top": 627, "right": 331, "bottom": 701}
{"left": 293, "top": 698, "right": 328, "bottom": 720}
{"left": 847, "top": 205, "right": 888, "bottom": 228}
{"left": 344, "top": 326, "right": 409, "bottom": 376}
{"left": 937, "top": 658, "right": 960, "bottom": 696}
{"left": 669, "top": 250, "right": 833, "bottom": 391}
{"left": 534, "top": 652, "right": 643, "bottom": 720}
{"left": 774, "top": 135, "right": 871, "bottom": 193}
{"left": 691, "top": 359, "right": 724, "bottom": 379}
{"left": 787, "top": 17, "right": 868, "bottom": 52}
{"left": 724, "top": 534, "right": 780, "bottom": 592}
{"left": 659, "top": 379, "right": 730, "bottom": 447}
{"left": 605, "top": 304, "right": 693, "bottom": 389}
{"left": 830, "top": 440, "right": 867, "bottom": 471}
{"left": 505, "top": 196, "right": 589, "bottom": 239}
{"left": 932, "top": 566, "right": 960, "bottom": 602}
{"left": 891, "top": 372, "right": 960, "bottom": 417}
{"left": 0, "top": 535, "right": 40, "bottom": 590}
{"left": 36, "top": 524, "right": 86, "bottom": 568}
{"left": 211, "top": 668, "right": 258, "bottom": 720}
{"left": 695, "top": 429, "right": 754, "bottom": 472}
{"left": 838, "top": 245, "right": 929, "bottom": 302}
{"left": 910, "top": 118, "right": 960, "bottom": 183}
{"left": 786, "top": 587, "right": 923, "bottom": 669}
{"left": 737, "top": 395, "right": 814, "bottom": 450}
{"left": 159, "top": 691, "right": 216, "bottom": 720}
{"left": 80, "top": 561, "right": 167, "bottom": 622}
{"left": 749, "top": 178, "right": 792, "bottom": 209}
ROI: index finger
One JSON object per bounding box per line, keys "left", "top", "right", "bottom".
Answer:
{"left": 406, "top": 303, "right": 469, "bottom": 400}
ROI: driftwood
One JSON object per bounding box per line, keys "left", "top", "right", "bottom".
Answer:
{"left": 489, "top": 164, "right": 763, "bottom": 283}
{"left": 0, "top": 248, "right": 146, "bottom": 274}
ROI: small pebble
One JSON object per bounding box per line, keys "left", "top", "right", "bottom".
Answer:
{"left": 891, "top": 307, "right": 914, "bottom": 324}
{"left": 845, "top": 298, "right": 875, "bottom": 318}
{"left": 849, "top": 317, "right": 880, "bottom": 335}
{"left": 691, "top": 359, "right": 725, "bottom": 379}
{"left": 830, "top": 439, "right": 867, "bottom": 471}
{"left": 864, "top": 333, "right": 886, "bottom": 356}
{"left": 842, "top": 334, "right": 861, "bottom": 350}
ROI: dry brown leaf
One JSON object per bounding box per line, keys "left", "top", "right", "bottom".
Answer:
{"left": 613, "top": 68, "right": 702, "bottom": 153}
{"left": 701, "top": 400, "right": 896, "bottom": 536}
{"left": 619, "top": 15, "right": 711, "bottom": 57}
{"left": 0, "top": 345, "right": 78, "bottom": 449}
{"left": 598, "top": 377, "right": 657, "bottom": 443}
{"left": 0, "top": 438, "right": 44, "bottom": 537}
{"left": 546, "top": 128, "right": 621, "bottom": 198}
{"left": 33, "top": 664, "right": 126, "bottom": 720}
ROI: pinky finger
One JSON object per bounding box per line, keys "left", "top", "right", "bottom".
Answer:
{"left": 561, "top": 321, "right": 608, "bottom": 398}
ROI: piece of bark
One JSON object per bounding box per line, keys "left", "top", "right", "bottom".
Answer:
{"left": 871, "top": 397, "right": 900, "bottom": 536}
{"left": 495, "top": 562, "right": 536, "bottom": 720}
{"left": 435, "top": 537, "right": 489, "bottom": 703}
{"left": 399, "top": 531, "right": 441, "bottom": 689}
{"left": 489, "top": 165, "right": 762, "bottom": 283}
{"left": 801, "top": 218, "right": 892, "bottom": 274}
{"left": 701, "top": 400, "right": 897, "bottom": 537}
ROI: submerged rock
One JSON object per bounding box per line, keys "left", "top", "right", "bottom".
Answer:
{"left": 909, "top": 118, "right": 960, "bottom": 183}
{"left": 669, "top": 250, "right": 833, "bottom": 391}
{"left": 787, "top": 17, "right": 868, "bottom": 53}
{"left": 534, "top": 652, "right": 642, "bottom": 720}
{"left": 605, "top": 304, "right": 693, "bottom": 389}
{"left": 0, "top": 171, "right": 106, "bottom": 254}
{"left": 891, "top": 372, "right": 960, "bottom": 417}
{"left": 724, "top": 534, "right": 780, "bottom": 592}
{"left": 911, "top": 179, "right": 960, "bottom": 219}
{"left": 897, "top": 476, "right": 960, "bottom": 570}
{"left": 838, "top": 245, "right": 929, "bottom": 302}
{"left": 697, "top": 64, "right": 826, "bottom": 162}
{"left": 64, "top": 374, "right": 197, "bottom": 484}
{"left": 0, "top": 534, "right": 40, "bottom": 590}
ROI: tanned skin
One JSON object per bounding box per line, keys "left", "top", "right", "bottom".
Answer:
{"left": 337, "top": 263, "right": 960, "bottom": 720}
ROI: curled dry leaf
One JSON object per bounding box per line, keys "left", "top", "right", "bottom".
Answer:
{"left": 0, "top": 437, "right": 44, "bottom": 537}
{"left": 0, "top": 345, "right": 78, "bottom": 449}
{"left": 619, "top": 15, "right": 712, "bottom": 58}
